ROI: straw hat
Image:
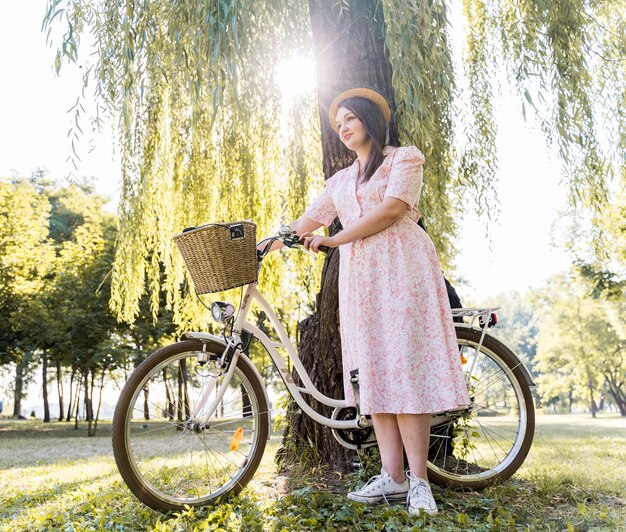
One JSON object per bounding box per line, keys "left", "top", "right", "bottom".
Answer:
{"left": 328, "top": 87, "right": 392, "bottom": 132}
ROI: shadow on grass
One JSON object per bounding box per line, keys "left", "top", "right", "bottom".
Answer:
{"left": 1, "top": 415, "right": 625, "bottom": 530}
{"left": 0, "top": 419, "right": 113, "bottom": 438}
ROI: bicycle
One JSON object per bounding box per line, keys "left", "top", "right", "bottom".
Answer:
{"left": 112, "top": 222, "right": 535, "bottom": 512}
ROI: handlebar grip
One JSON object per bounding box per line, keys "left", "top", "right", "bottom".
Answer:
{"left": 298, "top": 237, "right": 330, "bottom": 254}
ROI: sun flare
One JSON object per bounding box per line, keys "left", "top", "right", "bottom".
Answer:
{"left": 275, "top": 55, "right": 316, "bottom": 102}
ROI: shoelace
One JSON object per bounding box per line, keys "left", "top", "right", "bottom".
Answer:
{"left": 359, "top": 473, "right": 393, "bottom": 505}
{"left": 359, "top": 473, "right": 382, "bottom": 492}
{"left": 407, "top": 480, "right": 433, "bottom": 510}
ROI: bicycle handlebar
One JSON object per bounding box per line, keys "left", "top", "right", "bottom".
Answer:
{"left": 257, "top": 230, "right": 330, "bottom": 261}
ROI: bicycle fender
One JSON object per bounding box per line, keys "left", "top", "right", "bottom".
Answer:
{"left": 454, "top": 324, "right": 535, "bottom": 387}
{"left": 182, "top": 331, "right": 227, "bottom": 350}
{"left": 181, "top": 331, "right": 272, "bottom": 435}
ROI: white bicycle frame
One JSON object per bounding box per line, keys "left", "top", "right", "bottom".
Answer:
{"left": 185, "top": 278, "right": 502, "bottom": 433}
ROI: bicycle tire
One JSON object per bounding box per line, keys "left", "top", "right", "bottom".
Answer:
{"left": 112, "top": 339, "right": 269, "bottom": 512}
{"left": 427, "top": 327, "right": 535, "bottom": 489}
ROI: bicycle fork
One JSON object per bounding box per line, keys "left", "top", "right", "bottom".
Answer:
{"left": 187, "top": 337, "right": 242, "bottom": 429}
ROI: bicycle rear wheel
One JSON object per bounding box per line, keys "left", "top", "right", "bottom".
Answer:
{"left": 427, "top": 327, "right": 535, "bottom": 489}
{"left": 112, "top": 340, "right": 269, "bottom": 512}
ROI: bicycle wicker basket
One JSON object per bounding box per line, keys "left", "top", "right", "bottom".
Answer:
{"left": 173, "top": 221, "right": 258, "bottom": 294}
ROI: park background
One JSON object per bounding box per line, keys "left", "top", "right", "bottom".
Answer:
{"left": 1, "top": 0, "right": 624, "bottom": 530}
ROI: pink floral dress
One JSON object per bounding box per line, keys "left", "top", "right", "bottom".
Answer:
{"left": 304, "top": 146, "right": 469, "bottom": 414}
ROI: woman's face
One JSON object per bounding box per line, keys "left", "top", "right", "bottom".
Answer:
{"left": 335, "top": 106, "right": 370, "bottom": 151}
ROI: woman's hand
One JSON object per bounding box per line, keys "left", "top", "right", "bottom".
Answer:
{"left": 300, "top": 232, "right": 337, "bottom": 252}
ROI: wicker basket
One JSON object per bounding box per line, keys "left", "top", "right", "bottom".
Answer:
{"left": 173, "top": 221, "right": 258, "bottom": 294}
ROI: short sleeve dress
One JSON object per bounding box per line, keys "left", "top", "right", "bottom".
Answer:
{"left": 304, "top": 146, "right": 469, "bottom": 415}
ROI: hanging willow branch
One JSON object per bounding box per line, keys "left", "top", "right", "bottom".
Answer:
{"left": 382, "top": 0, "right": 460, "bottom": 269}
{"left": 494, "top": 0, "right": 625, "bottom": 208}
{"left": 43, "top": 0, "right": 625, "bottom": 324}
{"left": 43, "top": 0, "right": 321, "bottom": 326}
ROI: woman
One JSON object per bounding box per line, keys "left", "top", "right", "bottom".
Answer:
{"left": 274, "top": 87, "right": 469, "bottom": 516}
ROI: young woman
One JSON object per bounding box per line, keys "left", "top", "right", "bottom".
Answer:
{"left": 273, "top": 87, "right": 469, "bottom": 516}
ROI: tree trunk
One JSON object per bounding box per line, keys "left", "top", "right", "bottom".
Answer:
{"left": 568, "top": 389, "right": 574, "bottom": 413}
{"left": 83, "top": 368, "right": 94, "bottom": 423}
{"left": 177, "top": 362, "right": 186, "bottom": 428}
{"left": 242, "top": 384, "right": 252, "bottom": 418}
{"left": 283, "top": 0, "right": 399, "bottom": 471}
{"left": 181, "top": 360, "right": 191, "bottom": 419}
{"left": 66, "top": 366, "right": 76, "bottom": 422}
{"left": 588, "top": 371, "right": 596, "bottom": 418}
{"left": 42, "top": 352, "right": 50, "bottom": 423}
{"left": 93, "top": 368, "right": 106, "bottom": 437}
{"left": 73, "top": 370, "right": 83, "bottom": 429}
{"left": 605, "top": 375, "right": 626, "bottom": 416}
{"left": 56, "top": 361, "right": 64, "bottom": 421}
{"left": 12, "top": 357, "right": 26, "bottom": 418}
{"left": 83, "top": 368, "right": 90, "bottom": 432}
{"left": 87, "top": 369, "right": 97, "bottom": 436}
{"left": 163, "top": 369, "right": 175, "bottom": 420}
{"left": 143, "top": 386, "right": 150, "bottom": 420}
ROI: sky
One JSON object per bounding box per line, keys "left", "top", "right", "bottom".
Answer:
{"left": 0, "top": 1, "right": 571, "bottom": 304}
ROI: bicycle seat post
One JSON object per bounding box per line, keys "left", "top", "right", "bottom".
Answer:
{"left": 349, "top": 369, "right": 369, "bottom": 428}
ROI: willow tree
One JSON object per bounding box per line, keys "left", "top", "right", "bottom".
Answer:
{"left": 45, "top": 0, "right": 625, "bottom": 467}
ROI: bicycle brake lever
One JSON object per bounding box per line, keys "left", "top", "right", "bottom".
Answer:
{"left": 282, "top": 234, "right": 301, "bottom": 248}
{"left": 298, "top": 247, "right": 318, "bottom": 258}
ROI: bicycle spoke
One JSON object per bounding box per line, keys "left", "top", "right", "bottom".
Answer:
{"left": 428, "top": 329, "right": 534, "bottom": 487}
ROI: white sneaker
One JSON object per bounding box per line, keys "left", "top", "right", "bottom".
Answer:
{"left": 347, "top": 467, "right": 409, "bottom": 504}
{"left": 406, "top": 472, "right": 438, "bottom": 516}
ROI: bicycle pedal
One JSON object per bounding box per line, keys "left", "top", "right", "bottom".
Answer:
{"left": 351, "top": 456, "right": 362, "bottom": 469}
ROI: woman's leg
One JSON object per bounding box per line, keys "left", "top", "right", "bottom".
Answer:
{"left": 397, "top": 413, "right": 438, "bottom": 515}
{"left": 371, "top": 413, "right": 404, "bottom": 483}
{"left": 396, "top": 413, "right": 431, "bottom": 480}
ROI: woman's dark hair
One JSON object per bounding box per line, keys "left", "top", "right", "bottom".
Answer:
{"left": 338, "top": 96, "right": 388, "bottom": 183}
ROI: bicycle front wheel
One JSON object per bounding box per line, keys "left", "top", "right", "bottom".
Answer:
{"left": 112, "top": 340, "right": 269, "bottom": 512}
{"left": 428, "top": 327, "right": 535, "bottom": 489}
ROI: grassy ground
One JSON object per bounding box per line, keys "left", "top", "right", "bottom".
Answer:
{"left": 0, "top": 414, "right": 624, "bottom": 531}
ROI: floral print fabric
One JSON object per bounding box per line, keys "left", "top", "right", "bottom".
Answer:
{"left": 304, "top": 146, "right": 469, "bottom": 414}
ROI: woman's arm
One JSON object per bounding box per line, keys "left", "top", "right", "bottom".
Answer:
{"left": 302, "top": 197, "right": 407, "bottom": 252}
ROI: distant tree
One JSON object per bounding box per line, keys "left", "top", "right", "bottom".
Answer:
{"left": 479, "top": 291, "right": 539, "bottom": 370}
{"left": 0, "top": 178, "right": 54, "bottom": 417}
{"left": 51, "top": 215, "right": 119, "bottom": 434}
{"left": 553, "top": 191, "right": 626, "bottom": 415}
{"left": 535, "top": 274, "right": 625, "bottom": 417}
{"left": 477, "top": 290, "right": 540, "bottom": 404}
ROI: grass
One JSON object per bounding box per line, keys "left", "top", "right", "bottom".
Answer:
{"left": 0, "top": 414, "right": 624, "bottom": 531}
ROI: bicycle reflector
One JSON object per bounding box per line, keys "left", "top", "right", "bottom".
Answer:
{"left": 211, "top": 301, "right": 235, "bottom": 323}
{"left": 479, "top": 312, "right": 499, "bottom": 328}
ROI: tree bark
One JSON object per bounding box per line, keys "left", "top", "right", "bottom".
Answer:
{"left": 283, "top": 0, "right": 398, "bottom": 471}
{"left": 73, "top": 370, "right": 83, "bottom": 429}
{"left": 83, "top": 368, "right": 93, "bottom": 434}
{"left": 56, "top": 361, "right": 64, "bottom": 421}
{"left": 93, "top": 368, "right": 106, "bottom": 436}
{"left": 66, "top": 366, "right": 76, "bottom": 422}
{"left": 12, "top": 358, "right": 26, "bottom": 418}
{"left": 181, "top": 360, "right": 191, "bottom": 419}
{"left": 163, "top": 369, "right": 175, "bottom": 420}
{"left": 605, "top": 374, "right": 626, "bottom": 416}
{"left": 587, "top": 370, "right": 596, "bottom": 418}
{"left": 141, "top": 385, "right": 150, "bottom": 420}
{"left": 42, "top": 352, "right": 50, "bottom": 423}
